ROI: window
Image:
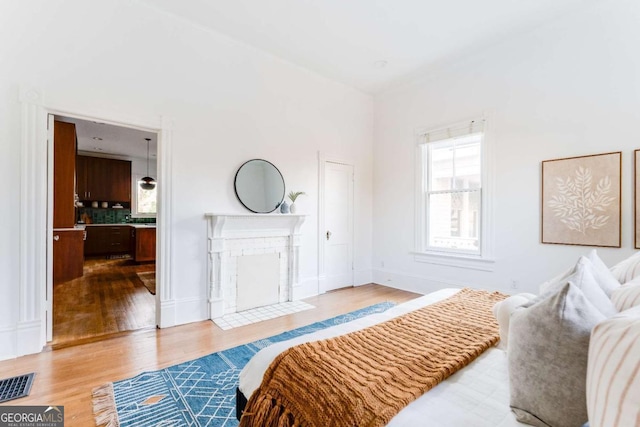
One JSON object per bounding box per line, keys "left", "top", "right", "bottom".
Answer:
{"left": 426, "top": 134, "right": 481, "bottom": 252}
{"left": 416, "top": 118, "right": 492, "bottom": 264}
{"left": 133, "top": 174, "right": 157, "bottom": 217}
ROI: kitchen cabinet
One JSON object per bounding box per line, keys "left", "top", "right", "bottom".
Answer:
{"left": 110, "top": 158, "right": 132, "bottom": 203}
{"left": 76, "top": 155, "right": 89, "bottom": 200}
{"left": 53, "top": 121, "right": 77, "bottom": 228}
{"left": 77, "top": 155, "right": 132, "bottom": 203}
{"left": 133, "top": 227, "right": 156, "bottom": 262}
{"left": 84, "top": 226, "right": 131, "bottom": 256}
{"left": 53, "top": 229, "right": 84, "bottom": 284}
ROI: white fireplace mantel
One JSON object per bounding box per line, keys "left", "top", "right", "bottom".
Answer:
{"left": 205, "top": 213, "right": 307, "bottom": 318}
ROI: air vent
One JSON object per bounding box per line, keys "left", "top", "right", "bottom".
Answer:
{"left": 0, "top": 373, "right": 35, "bottom": 403}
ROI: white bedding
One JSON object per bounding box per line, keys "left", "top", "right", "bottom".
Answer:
{"left": 238, "top": 288, "right": 526, "bottom": 427}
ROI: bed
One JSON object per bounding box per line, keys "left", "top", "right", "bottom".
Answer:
{"left": 236, "top": 251, "right": 640, "bottom": 427}
{"left": 237, "top": 288, "right": 526, "bottom": 427}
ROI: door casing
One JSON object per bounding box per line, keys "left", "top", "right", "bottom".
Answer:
{"left": 19, "top": 87, "right": 174, "bottom": 356}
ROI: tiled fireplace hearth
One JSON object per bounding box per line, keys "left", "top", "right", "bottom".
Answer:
{"left": 205, "top": 213, "right": 307, "bottom": 318}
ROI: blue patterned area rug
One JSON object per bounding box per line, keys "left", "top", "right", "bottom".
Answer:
{"left": 92, "top": 302, "right": 395, "bottom": 427}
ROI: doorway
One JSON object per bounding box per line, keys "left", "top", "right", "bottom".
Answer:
{"left": 49, "top": 115, "right": 159, "bottom": 347}
{"left": 319, "top": 159, "right": 354, "bottom": 292}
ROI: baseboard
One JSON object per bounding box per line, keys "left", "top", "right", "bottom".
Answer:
{"left": 208, "top": 297, "right": 225, "bottom": 320}
{"left": 354, "top": 269, "right": 373, "bottom": 286}
{"left": 0, "top": 321, "right": 43, "bottom": 361}
{"left": 174, "top": 297, "right": 208, "bottom": 326}
{"left": 317, "top": 270, "right": 372, "bottom": 293}
{"left": 293, "top": 277, "right": 319, "bottom": 300}
{"left": 0, "top": 325, "right": 17, "bottom": 361}
{"left": 16, "top": 319, "right": 43, "bottom": 358}
{"left": 372, "top": 268, "right": 510, "bottom": 295}
{"left": 158, "top": 298, "right": 177, "bottom": 328}
{"left": 372, "top": 268, "right": 468, "bottom": 295}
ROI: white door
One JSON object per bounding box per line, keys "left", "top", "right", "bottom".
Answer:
{"left": 322, "top": 161, "right": 354, "bottom": 292}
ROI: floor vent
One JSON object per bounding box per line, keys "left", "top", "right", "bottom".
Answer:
{"left": 0, "top": 373, "right": 35, "bottom": 403}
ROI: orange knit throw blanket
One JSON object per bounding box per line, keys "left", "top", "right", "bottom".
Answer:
{"left": 240, "top": 288, "right": 507, "bottom": 427}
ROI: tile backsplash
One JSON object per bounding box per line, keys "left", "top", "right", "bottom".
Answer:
{"left": 129, "top": 217, "right": 157, "bottom": 224}
{"left": 77, "top": 208, "right": 156, "bottom": 224}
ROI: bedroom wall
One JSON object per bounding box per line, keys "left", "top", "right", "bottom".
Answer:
{"left": 372, "top": 0, "right": 640, "bottom": 295}
{"left": 0, "top": 0, "right": 373, "bottom": 359}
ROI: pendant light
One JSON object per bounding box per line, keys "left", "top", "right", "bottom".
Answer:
{"left": 139, "top": 138, "right": 156, "bottom": 190}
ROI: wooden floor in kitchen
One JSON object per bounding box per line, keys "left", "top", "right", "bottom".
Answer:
{"left": 52, "top": 257, "right": 156, "bottom": 348}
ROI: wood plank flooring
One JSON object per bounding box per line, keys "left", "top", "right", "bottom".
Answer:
{"left": 0, "top": 284, "right": 420, "bottom": 426}
{"left": 52, "top": 257, "right": 156, "bottom": 347}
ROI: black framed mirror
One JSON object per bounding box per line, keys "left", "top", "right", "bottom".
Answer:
{"left": 234, "top": 159, "right": 285, "bottom": 213}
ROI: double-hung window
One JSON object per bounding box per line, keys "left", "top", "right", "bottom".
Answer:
{"left": 133, "top": 173, "right": 157, "bottom": 217}
{"left": 416, "top": 119, "right": 491, "bottom": 263}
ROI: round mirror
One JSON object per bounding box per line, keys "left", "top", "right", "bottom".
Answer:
{"left": 234, "top": 159, "right": 285, "bottom": 213}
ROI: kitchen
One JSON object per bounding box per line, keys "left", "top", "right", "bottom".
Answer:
{"left": 52, "top": 117, "right": 158, "bottom": 347}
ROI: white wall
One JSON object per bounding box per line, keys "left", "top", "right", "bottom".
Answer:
{"left": 0, "top": 0, "right": 373, "bottom": 359}
{"left": 373, "top": 0, "right": 640, "bottom": 295}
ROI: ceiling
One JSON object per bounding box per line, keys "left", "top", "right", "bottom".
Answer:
{"left": 142, "top": 0, "right": 594, "bottom": 94}
{"left": 54, "top": 2, "right": 594, "bottom": 154}
{"left": 56, "top": 116, "right": 157, "bottom": 160}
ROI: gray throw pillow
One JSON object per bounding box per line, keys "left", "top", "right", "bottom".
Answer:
{"left": 508, "top": 283, "right": 606, "bottom": 427}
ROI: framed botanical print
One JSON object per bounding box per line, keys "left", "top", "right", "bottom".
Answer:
{"left": 542, "top": 151, "right": 621, "bottom": 247}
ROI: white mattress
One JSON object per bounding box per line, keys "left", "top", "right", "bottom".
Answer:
{"left": 238, "top": 288, "right": 526, "bottom": 427}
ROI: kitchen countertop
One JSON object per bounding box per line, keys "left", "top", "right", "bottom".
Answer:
{"left": 53, "top": 226, "right": 86, "bottom": 232}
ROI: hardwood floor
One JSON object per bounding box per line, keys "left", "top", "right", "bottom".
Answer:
{"left": 52, "top": 257, "right": 156, "bottom": 347}
{"left": 0, "top": 284, "right": 420, "bottom": 426}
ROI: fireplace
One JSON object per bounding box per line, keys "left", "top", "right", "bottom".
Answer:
{"left": 205, "top": 213, "right": 306, "bottom": 318}
{"left": 236, "top": 253, "right": 280, "bottom": 311}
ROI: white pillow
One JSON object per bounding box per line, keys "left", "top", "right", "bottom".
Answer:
{"left": 541, "top": 253, "right": 621, "bottom": 297}
{"left": 544, "top": 257, "right": 618, "bottom": 317}
{"left": 610, "top": 278, "right": 640, "bottom": 312}
{"left": 586, "top": 249, "right": 621, "bottom": 296}
{"left": 492, "top": 293, "right": 536, "bottom": 349}
{"left": 586, "top": 305, "right": 640, "bottom": 427}
{"left": 610, "top": 251, "right": 640, "bottom": 284}
{"left": 539, "top": 265, "right": 573, "bottom": 294}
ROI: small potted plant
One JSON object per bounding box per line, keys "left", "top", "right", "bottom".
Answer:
{"left": 287, "top": 191, "right": 306, "bottom": 214}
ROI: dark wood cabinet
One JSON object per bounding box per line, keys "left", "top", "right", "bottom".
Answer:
{"left": 76, "top": 155, "right": 88, "bottom": 201}
{"left": 84, "top": 226, "right": 131, "bottom": 256}
{"left": 87, "top": 157, "right": 113, "bottom": 201}
{"left": 133, "top": 227, "right": 156, "bottom": 262}
{"left": 53, "top": 229, "right": 84, "bottom": 284}
{"left": 53, "top": 121, "right": 77, "bottom": 228}
{"left": 110, "top": 159, "right": 132, "bottom": 203}
{"left": 83, "top": 226, "right": 105, "bottom": 256}
{"left": 76, "top": 155, "right": 131, "bottom": 203}
{"left": 84, "top": 225, "right": 156, "bottom": 259}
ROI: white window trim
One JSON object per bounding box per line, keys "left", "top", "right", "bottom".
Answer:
{"left": 132, "top": 172, "right": 157, "bottom": 218}
{"left": 414, "top": 114, "right": 495, "bottom": 271}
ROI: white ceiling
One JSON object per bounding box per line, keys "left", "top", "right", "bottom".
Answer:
{"left": 55, "top": 2, "right": 594, "bottom": 155}
{"left": 142, "top": 0, "right": 594, "bottom": 94}
{"left": 56, "top": 116, "right": 157, "bottom": 160}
